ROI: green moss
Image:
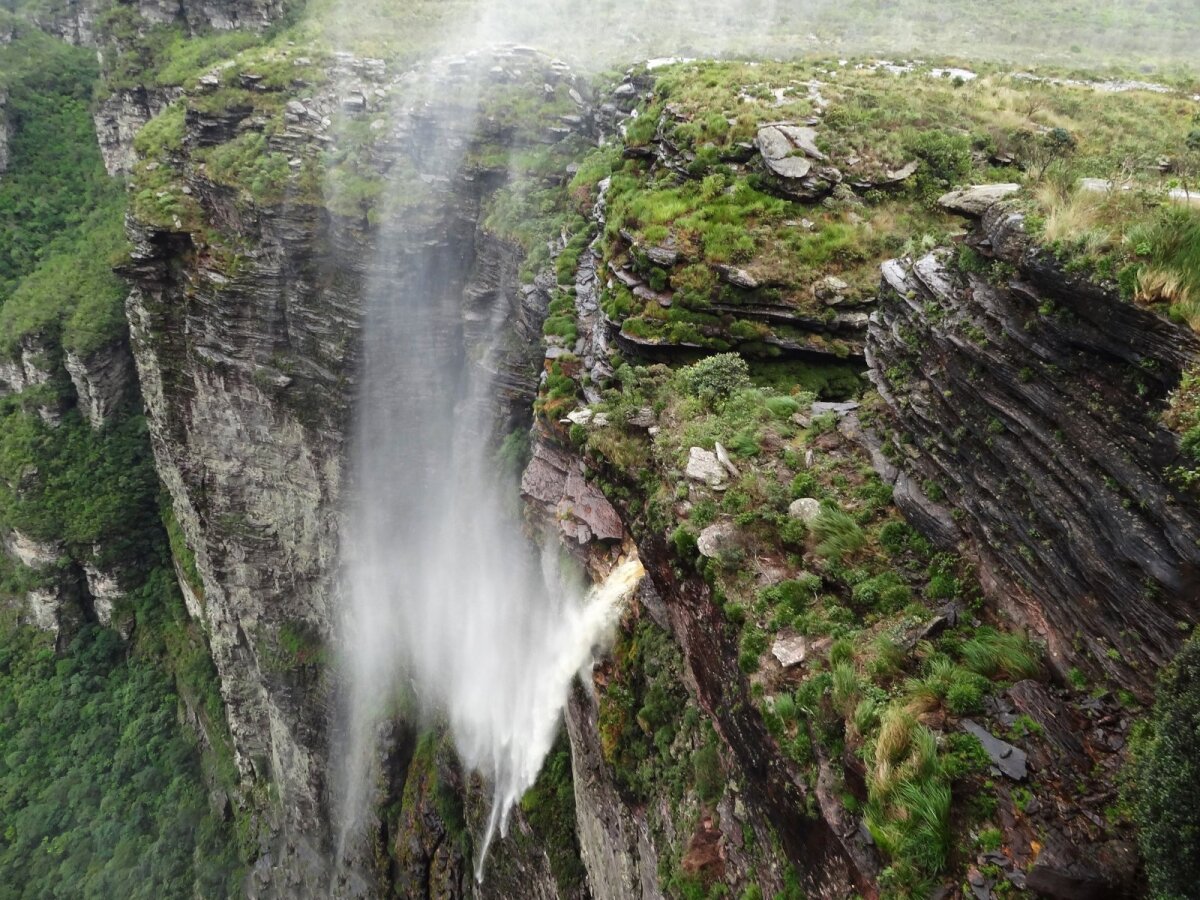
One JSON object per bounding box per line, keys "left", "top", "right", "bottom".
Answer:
{"left": 519, "top": 735, "right": 587, "bottom": 894}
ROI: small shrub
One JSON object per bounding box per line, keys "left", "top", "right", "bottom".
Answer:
{"left": 1132, "top": 636, "right": 1200, "bottom": 898}
{"left": 678, "top": 353, "right": 751, "bottom": 405}
{"left": 852, "top": 572, "right": 912, "bottom": 613}
{"left": 671, "top": 526, "right": 700, "bottom": 564}
{"left": 790, "top": 471, "right": 820, "bottom": 499}
{"left": 764, "top": 395, "right": 800, "bottom": 419}
{"left": 779, "top": 518, "right": 807, "bottom": 549}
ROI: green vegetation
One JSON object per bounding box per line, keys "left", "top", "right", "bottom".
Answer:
{"left": 0, "top": 623, "right": 241, "bottom": 897}
{"left": 1131, "top": 635, "right": 1200, "bottom": 899}
{"left": 519, "top": 735, "right": 587, "bottom": 895}
{"left": 0, "top": 23, "right": 246, "bottom": 895}
{"left": 0, "top": 35, "right": 128, "bottom": 356}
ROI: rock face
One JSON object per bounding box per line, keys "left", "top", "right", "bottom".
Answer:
{"left": 866, "top": 204, "right": 1200, "bottom": 696}
{"left": 32, "top": 0, "right": 286, "bottom": 46}
{"left": 64, "top": 339, "right": 135, "bottom": 428}
{"left": 0, "top": 334, "right": 68, "bottom": 425}
{"left": 0, "top": 88, "right": 8, "bottom": 178}
{"left": 522, "top": 441, "right": 623, "bottom": 544}
{"left": 566, "top": 684, "right": 664, "bottom": 900}
{"left": 126, "top": 199, "right": 357, "bottom": 891}
{"left": 3, "top": 530, "right": 87, "bottom": 645}
{"left": 93, "top": 87, "right": 181, "bottom": 176}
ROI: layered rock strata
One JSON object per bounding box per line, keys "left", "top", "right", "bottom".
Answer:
{"left": 865, "top": 200, "right": 1200, "bottom": 695}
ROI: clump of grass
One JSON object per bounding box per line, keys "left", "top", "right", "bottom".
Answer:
{"left": 1128, "top": 207, "right": 1200, "bottom": 327}
{"left": 812, "top": 506, "right": 867, "bottom": 563}
{"left": 907, "top": 656, "right": 992, "bottom": 717}
{"left": 831, "top": 661, "right": 861, "bottom": 718}
{"left": 957, "top": 627, "right": 1042, "bottom": 680}
{"left": 865, "top": 707, "right": 954, "bottom": 894}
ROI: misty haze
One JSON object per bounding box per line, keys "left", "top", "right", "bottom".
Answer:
{"left": 0, "top": 1, "right": 1197, "bottom": 899}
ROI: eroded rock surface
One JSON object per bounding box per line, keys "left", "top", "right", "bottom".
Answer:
{"left": 865, "top": 204, "right": 1200, "bottom": 695}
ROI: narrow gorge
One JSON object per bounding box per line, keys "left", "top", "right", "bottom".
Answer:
{"left": 0, "top": 1, "right": 1199, "bottom": 899}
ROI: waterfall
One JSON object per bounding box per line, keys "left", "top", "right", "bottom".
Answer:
{"left": 329, "top": 46, "right": 639, "bottom": 881}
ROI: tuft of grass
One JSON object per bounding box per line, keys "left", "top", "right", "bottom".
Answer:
{"left": 812, "top": 506, "right": 867, "bottom": 563}
{"left": 958, "top": 627, "right": 1042, "bottom": 680}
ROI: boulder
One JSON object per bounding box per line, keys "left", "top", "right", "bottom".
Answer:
{"left": 939, "top": 183, "right": 1021, "bottom": 217}
{"left": 815, "top": 275, "right": 850, "bottom": 305}
{"left": 697, "top": 521, "right": 740, "bottom": 559}
{"left": 772, "top": 633, "right": 808, "bottom": 668}
{"left": 788, "top": 498, "right": 822, "bottom": 525}
{"left": 772, "top": 632, "right": 831, "bottom": 668}
{"left": 756, "top": 125, "right": 815, "bottom": 179}
{"left": 686, "top": 447, "right": 728, "bottom": 488}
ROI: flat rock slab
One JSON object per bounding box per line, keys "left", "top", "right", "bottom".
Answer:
{"left": 962, "top": 719, "right": 1028, "bottom": 780}
{"left": 686, "top": 447, "right": 728, "bottom": 488}
{"left": 939, "top": 183, "right": 1021, "bottom": 216}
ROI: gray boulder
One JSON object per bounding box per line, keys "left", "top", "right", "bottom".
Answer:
{"left": 939, "top": 183, "right": 1021, "bottom": 217}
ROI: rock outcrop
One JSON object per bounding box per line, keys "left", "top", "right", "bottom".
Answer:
{"left": 0, "top": 88, "right": 8, "bottom": 177}
{"left": 64, "top": 338, "right": 135, "bottom": 428}
{"left": 33, "top": 0, "right": 287, "bottom": 47}
{"left": 865, "top": 201, "right": 1200, "bottom": 696}
{"left": 94, "top": 87, "right": 181, "bottom": 176}
{"left": 3, "top": 530, "right": 88, "bottom": 645}
{"left": 0, "top": 334, "right": 69, "bottom": 425}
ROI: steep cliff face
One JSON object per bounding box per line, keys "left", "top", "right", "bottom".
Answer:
{"left": 32, "top": 0, "right": 286, "bottom": 46}
{"left": 123, "top": 44, "right": 597, "bottom": 893}
{"left": 125, "top": 201, "right": 361, "bottom": 889}
{"left": 866, "top": 200, "right": 1200, "bottom": 696}
{"left": 94, "top": 86, "right": 181, "bottom": 175}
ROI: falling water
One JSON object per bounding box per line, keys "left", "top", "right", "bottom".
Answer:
{"left": 329, "top": 40, "right": 646, "bottom": 880}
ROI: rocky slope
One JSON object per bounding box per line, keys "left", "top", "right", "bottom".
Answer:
{"left": 865, "top": 194, "right": 1200, "bottom": 698}
{"left": 6, "top": 11, "right": 1199, "bottom": 895}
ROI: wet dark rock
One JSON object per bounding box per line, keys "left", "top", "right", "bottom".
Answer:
{"left": 1025, "top": 838, "right": 1138, "bottom": 899}
{"left": 961, "top": 720, "right": 1028, "bottom": 780}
